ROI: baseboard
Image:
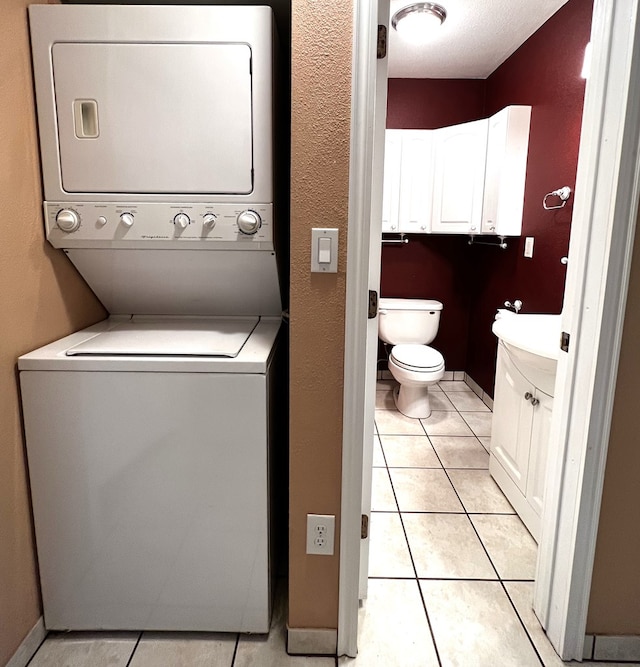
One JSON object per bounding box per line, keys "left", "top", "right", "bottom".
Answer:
{"left": 287, "top": 626, "right": 337, "bottom": 655}
{"left": 464, "top": 372, "right": 494, "bottom": 410}
{"left": 6, "top": 617, "right": 46, "bottom": 667}
{"left": 586, "top": 634, "right": 640, "bottom": 661}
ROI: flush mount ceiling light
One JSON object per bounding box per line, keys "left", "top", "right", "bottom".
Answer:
{"left": 392, "top": 3, "right": 447, "bottom": 43}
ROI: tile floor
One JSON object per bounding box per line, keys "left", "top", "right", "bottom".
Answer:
{"left": 339, "top": 378, "right": 639, "bottom": 667}
{"left": 24, "top": 378, "right": 639, "bottom": 666}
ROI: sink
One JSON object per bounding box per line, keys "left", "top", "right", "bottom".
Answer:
{"left": 492, "top": 313, "right": 561, "bottom": 396}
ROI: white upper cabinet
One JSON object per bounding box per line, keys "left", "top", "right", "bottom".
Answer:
{"left": 431, "top": 118, "right": 488, "bottom": 235}
{"left": 398, "top": 130, "right": 433, "bottom": 233}
{"left": 481, "top": 106, "right": 532, "bottom": 235}
{"left": 382, "top": 106, "right": 531, "bottom": 236}
{"left": 381, "top": 130, "right": 402, "bottom": 233}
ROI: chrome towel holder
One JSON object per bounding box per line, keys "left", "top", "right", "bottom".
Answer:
{"left": 543, "top": 186, "right": 572, "bottom": 210}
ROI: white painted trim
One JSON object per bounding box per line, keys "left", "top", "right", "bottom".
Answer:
{"left": 337, "top": 0, "right": 380, "bottom": 658}
{"left": 6, "top": 617, "right": 46, "bottom": 667}
{"left": 287, "top": 627, "right": 337, "bottom": 655}
{"left": 534, "top": 0, "right": 640, "bottom": 659}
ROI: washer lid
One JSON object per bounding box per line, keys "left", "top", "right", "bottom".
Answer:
{"left": 391, "top": 344, "right": 444, "bottom": 370}
{"left": 66, "top": 317, "right": 259, "bottom": 358}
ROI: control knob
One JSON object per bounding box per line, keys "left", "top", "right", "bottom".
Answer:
{"left": 56, "top": 209, "right": 81, "bottom": 233}
{"left": 237, "top": 210, "right": 262, "bottom": 235}
{"left": 120, "top": 213, "right": 134, "bottom": 228}
{"left": 174, "top": 213, "right": 190, "bottom": 230}
{"left": 203, "top": 213, "right": 217, "bottom": 229}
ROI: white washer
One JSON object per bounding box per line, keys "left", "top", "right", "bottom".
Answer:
{"left": 19, "top": 316, "right": 281, "bottom": 632}
{"left": 22, "top": 5, "right": 283, "bottom": 633}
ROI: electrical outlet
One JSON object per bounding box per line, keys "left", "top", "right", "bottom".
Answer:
{"left": 306, "top": 514, "right": 335, "bottom": 555}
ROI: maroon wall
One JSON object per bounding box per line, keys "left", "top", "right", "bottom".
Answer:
{"left": 387, "top": 79, "right": 485, "bottom": 130}
{"left": 466, "top": 0, "right": 592, "bottom": 395}
{"left": 383, "top": 0, "right": 592, "bottom": 394}
{"left": 382, "top": 80, "right": 485, "bottom": 370}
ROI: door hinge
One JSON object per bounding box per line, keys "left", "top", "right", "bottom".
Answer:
{"left": 560, "top": 331, "right": 570, "bottom": 353}
{"left": 377, "top": 25, "right": 387, "bottom": 59}
{"left": 361, "top": 514, "right": 369, "bottom": 539}
{"left": 368, "top": 290, "right": 378, "bottom": 319}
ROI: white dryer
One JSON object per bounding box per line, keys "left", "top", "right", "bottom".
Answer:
{"left": 20, "top": 5, "right": 283, "bottom": 633}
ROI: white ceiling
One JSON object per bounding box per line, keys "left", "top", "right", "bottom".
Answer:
{"left": 388, "top": 0, "right": 569, "bottom": 79}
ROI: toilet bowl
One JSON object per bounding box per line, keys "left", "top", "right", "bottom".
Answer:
{"left": 378, "top": 298, "right": 445, "bottom": 419}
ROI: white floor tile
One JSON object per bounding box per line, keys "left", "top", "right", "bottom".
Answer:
{"left": 129, "top": 632, "right": 236, "bottom": 667}
{"left": 428, "top": 392, "right": 457, "bottom": 411}
{"left": 478, "top": 436, "right": 491, "bottom": 452}
{"left": 371, "top": 468, "right": 397, "bottom": 511}
{"left": 471, "top": 514, "right": 537, "bottom": 580}
{"left": 421, "top": 580, "right": 541, "bottom": 667}
{"left": 438, "top": 380, "right": 473, "bottom": 392}
{"left": 372, "top": 435, "right": 386, "bottom": 467}
{"left": 430, "top": 436, "right": 489, "bottom": 469}
{"left": 375, "top": 409, "right": 425, "bottom": 435}
{"left": 235, "top": 581, "right": 333, "bottom": 667}
{"left": 338, "top": 579, "right": 438, "bottom": 666}
{"left": 446, "top": 392, "right": 490, "bottom": 412}
{"left": 403, "top": 513, "right": 495, "bottom": 580}
{"left": 390, "top": 468, "right": 463, "bottom": 512}
{"left": 29, "top": 633, "right": 139, "bottom": 667}
{"left": 368, "top": 512, "right": 414, "bottom": 578}
{"left": 375, "top": 389, "right": 396, "bottom": 410}
{"left": 460, "top": 412, "right": 493, "bottom": 437}
{"left": 420, "top": 412, "right": 475, "bottom": 437}
{"left": 380, "top": 435, "right": 441, "bottom": 468}
{"left": 447, "top": 469, "right": 514, "bottom": 514}
{"left": 504, "top": 582, "right": 566, "bottom": 667}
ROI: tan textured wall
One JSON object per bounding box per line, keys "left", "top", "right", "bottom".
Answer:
{"left": 586, "top": 205, "right": 640, "bottom": 635}
{"left": 288, "top": 1, "right": 352, "bottom": 629}
{"left": 0, "top": 1, "right": 106, "bottom": 663}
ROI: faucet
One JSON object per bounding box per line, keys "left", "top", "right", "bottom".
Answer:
{"left": 504, "top": 299, "right": 523, "bottom": 313}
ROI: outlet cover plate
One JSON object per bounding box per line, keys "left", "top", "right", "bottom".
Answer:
{"left": 306, "top": 514, "right": 335, "bottom": 555}
{"left": 524, "top": 236, "right": 534, "bottom": 258}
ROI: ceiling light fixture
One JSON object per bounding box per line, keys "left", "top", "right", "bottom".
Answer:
{"left": 391, "top": 3, "right": 447, "bottom": 43}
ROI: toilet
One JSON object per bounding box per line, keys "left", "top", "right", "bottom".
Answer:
{"left": 378, "top": 297, "right": 445, "bottom": 419}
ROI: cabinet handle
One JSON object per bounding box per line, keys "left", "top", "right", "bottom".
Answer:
{"left": 524, "top": 392, "right": 533, "bottom": 401}
{"left": 531, "top": 397, "right": 539, "bottom": 406}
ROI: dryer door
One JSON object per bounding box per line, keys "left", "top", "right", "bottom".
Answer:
{"left": 52, "top": 42, "right": 253, "bottom": 195}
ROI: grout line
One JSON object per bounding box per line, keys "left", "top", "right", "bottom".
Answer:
{"left": 124, "top": 632, "right": 143, "bottom": 667}
{"left": 502, "top": 583, "right": 545, "bottom": 666}
{"left": 229, "top": 633, "right": 240, "bottom": 666}
{"left": 384, "top": 464, "right": 443, "bottom": 666}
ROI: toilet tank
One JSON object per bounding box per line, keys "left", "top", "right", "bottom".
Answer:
{"left": 378, "top": 298, "right": 443, "bottom": 345}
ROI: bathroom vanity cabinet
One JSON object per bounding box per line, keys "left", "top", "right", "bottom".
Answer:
{"left": 382, "top": 105, "right": 531, "bottom": 237}
{"left": 489, "top": 342, "right": 553, "bottom": 542}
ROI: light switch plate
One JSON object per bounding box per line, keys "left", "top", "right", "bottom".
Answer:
{"left": 524, "top": 236, "right": 534, "bottom": 258}
{"left": 311, "top": 228, "right": 338, "bottom": 273}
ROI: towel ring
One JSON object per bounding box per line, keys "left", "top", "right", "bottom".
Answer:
{"left": 543, "top": 186, "right": 572, "bottom": 210}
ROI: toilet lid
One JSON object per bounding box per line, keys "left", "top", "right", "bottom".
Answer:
{"left": 391, "top": 344, "right": 444, "bottom": 371}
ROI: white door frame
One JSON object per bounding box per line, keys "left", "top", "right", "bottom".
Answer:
{"left": 338, "top": 0, "right": 640, "bottom": 660}
{"left": 338, "top": 0, "right": 381, "bottom": 657}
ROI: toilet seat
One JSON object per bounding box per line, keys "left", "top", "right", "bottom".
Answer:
{"left": 390, "top": 344, "right": 445, "bottom": 372}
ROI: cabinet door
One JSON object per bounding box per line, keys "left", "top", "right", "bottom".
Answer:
{"left": 398, "top": 130, "right": 432, "bottom": 233}
{"left": 490, "top": 345, "right": 534, "bottom": 492}
{"left": 481, "top": 106, "right": 531, "bottom": 236}
{"left": 431, "top": 118, "right": 488, "bottom": 234}
{"left": 526, "top": 390, "right": 553, "bottom": 517}
{"left": 381, "top": 130, "right": 402, "bottom": 233}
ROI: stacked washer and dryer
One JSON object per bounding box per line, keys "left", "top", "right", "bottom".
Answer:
{"left": 20, "top": 5, "right": 282, "bottom": 633}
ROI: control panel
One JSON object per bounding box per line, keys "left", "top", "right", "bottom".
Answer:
{"left": 44, "top": 202, "right": 274, "bottom": 250}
